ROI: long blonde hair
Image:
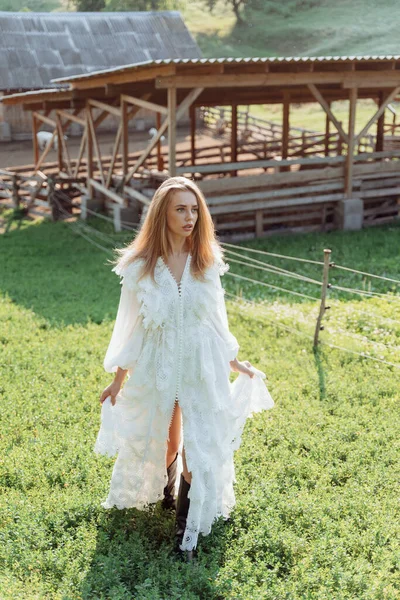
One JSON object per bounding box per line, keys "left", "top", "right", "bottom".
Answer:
{"left": 110, "top": 176, "right": 224, "bottom": 283}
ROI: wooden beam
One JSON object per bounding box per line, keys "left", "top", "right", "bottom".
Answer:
{"left": 168, "top": 87, "right": 177, "bottom": 177}
{"left": 325, "top": 104, "right": 330, "bottom": 157}
{"left": 32, "top": 114, "right": 39, "bottom": 167}
{"left": 123, "top": 185, "right": 151, "bottom": 207}
{"left": 32, "top": 112, "right": 57, "bottom": 128}
{"left": 156, "top": 112, "right": 163, "bottom": 172}
{"left": 156, "top": 70, "right": 400, "bottom": 89}
{"left": 342, "top": 75, "right": 400, "bottom": 88}
{"left": 282, "top": 91, "right": 290, "bottom": 172}
{"left": 231, "top": 103, "right": 238, "bottom": 176}
{"left": 178, "top": 154, "right": 346, "bottom": 175}
{"left": 121, "top": 97, "right": 128, "bottom": 179}
{"left": 124, "top": 87, "right": 203, "bottom": 183}
{"left": 106, "top": 96, "right": 151, "bottom": 188}
{"left": 66, "top": 64, "right": 176, "bottom": 90}
{"left": 209, "top": 192, "right": 345, "bottom": 216}
{"left": 156, "top": 73, "right": 339, "bottom": 88}
{"left": 74, "top": 126, "right": 87, "bottom": 179}
{"left": 55, "top": 115, "right": 63, "bottom": 173}
{"left": 307, "top": 84, "right": 349, "bottom": 144}
{"left": 87, "top": 107, "right": 105, "bottom": 186}
{"left": 56, "top": 110, "right": 85, "bottom": 127}
{"left": 86, "top": 105, "right": 94, "bottom": 198}
{"left": 354, "top": 86, "right": 400, "bottom": 145}
{"left": 120, "top": 94, "right": 168, "bottom": 115}
{"left": 345, "top": 87, "right": 357, "bottom": 198}
{"left": 376, "top": 92, "right": 385, "bottom": 152}
{"left": 55, "top": 113, "right": 73, "bottom": 175}
{"left": 89, "top": 98, "right": 121, "bottom": 118}
{"left": 88, "top": 178, "right": 124, "bottom": 205}
{"left": 106, "top": 124, "right": 122, "bottom": 188}
{"left": 190, "top": 104, "right": 196, "bottom": 167}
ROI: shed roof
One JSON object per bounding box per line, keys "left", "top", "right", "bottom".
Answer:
{"left": 0, "top": 11, "right": 201, "bottom": 92}
{"left": 2, "top": 54, "right": 400, "bottom": 108}
{"left": 52, "top": 54, "right": 400, "bottom": 85}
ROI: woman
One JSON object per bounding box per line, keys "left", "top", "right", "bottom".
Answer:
{"left": 95, "top": 176, "right": 273, "bottom": 561}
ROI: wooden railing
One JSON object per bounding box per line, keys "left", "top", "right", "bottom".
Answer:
{"left": 199, "top": 106, "right": 376, "bottom": 158}
{"left": 0, "top": 169, "right": 84, "bottom": 220}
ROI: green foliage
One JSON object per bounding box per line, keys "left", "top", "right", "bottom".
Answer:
{"left": 204, "top": 0, "right": 249, "bottom": 25}
{"left": 0, "top": 0, "right": 60, "bottom": 10}
{"left": 0, "top": 213, "right": 400, "bottom": 598}
{"left": 247, "top": 0, "right": 321, "bottom": 17}
{"left": 105, "top": 0, "right": 179, "bottom": 10}
{"left": 72, "top": 0, "right": 105, "bottom": 11}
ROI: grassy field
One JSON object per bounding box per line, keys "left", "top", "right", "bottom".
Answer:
{"left": 0, "top": 209, "right": 399, "bottom": 598}
{"left": 181, "top": 0, "right": 400, "bottom": 59}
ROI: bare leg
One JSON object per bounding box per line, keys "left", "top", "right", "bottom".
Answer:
{"left": 166, "top": 399, "right": 181, "bottom": 468}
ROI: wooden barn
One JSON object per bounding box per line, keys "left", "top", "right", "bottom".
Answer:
{"left": 2, "top": 55, "right": 400, "bottom": 240}
{"left": 0, "top": 11, "right": 201, "bottom": 141}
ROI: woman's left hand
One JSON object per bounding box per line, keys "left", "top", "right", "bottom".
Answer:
{"left": 229, "top": 358, "right": 254, "bottom": 378}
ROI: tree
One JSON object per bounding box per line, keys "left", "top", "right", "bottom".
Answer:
{"left": 72, "top": 0, "right": 106, "bottom": 10}
{"left": 205, "top": 0, "right": 248, "bottom": 25}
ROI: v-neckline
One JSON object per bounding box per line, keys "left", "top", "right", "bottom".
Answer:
{"left": 160, "top": 253, "right": 191, "bottom": 288}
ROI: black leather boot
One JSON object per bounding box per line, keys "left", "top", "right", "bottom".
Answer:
{"left": 161, "top": 452, "right": 178, "bottom": 511}
{"left": 174, "top": 473, "right": 194, "bottom": 562}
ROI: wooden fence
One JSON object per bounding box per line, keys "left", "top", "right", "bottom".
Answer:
{"left": 199, "top": 106, "right": 377, "bottom": 157}
{"left": 0, "top": 169, "right": 83, "bottom": 221}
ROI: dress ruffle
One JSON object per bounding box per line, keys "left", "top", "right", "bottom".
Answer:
{"left": 95, "top": 365, "right": 274, "bottom": 547}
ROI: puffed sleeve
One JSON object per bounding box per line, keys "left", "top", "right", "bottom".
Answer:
{"left": 103, "top": 261, "right": 144, "bottom": 373}
{"left": 208, "top": 245, "right": 240, "bottom": 362}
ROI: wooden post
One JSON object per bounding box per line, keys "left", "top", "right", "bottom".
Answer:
{"left": 313, "top": 248, "right": 331, "bottom": 348}
{"left": 190, "top": 104, "right": 196, "bottom": 167}
{"left": 86, "top": 105, "right": 94, "bottom": 199}
{"left": 48, "top": 178, "right": 56, "bottom": 221}
{"left": 56, "top": 117, "right": 63, "bottom": 174}
{"left": 345, "top": 87, "right": 357, "bottom": 198}
{"left": 156, "top": 112, "right": 163, "bottom": 172}
{"left": 32, "top": 114, "right": 39, "bottom": 167}
{"left": 325, "top": 103, "right": 330, "bottom": 157}
{"left": 231, "top": 103, "right": 238, "bottom": 177}
{"left": 337, "top": 123, "right": 343, "bottom": 156}
{"left": 255, "top": 209, "right": 263, "bottom": 237}
{"left": 168, "top": 86, "right": 177, "bottom": 177}
{"left": 121, "top": 97, "right": 128, "bottom": 179}
{"left": 282, "top": 91, "right": 290, "bottom": 172}
{"left": 11, "top": 174, "right": 19, "bottom": 209}
{"left": 376, "top": 91, "right": 385, "bottom": 152}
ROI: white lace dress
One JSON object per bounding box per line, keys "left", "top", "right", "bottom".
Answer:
{"left": 94, "top": 245, "right": 274, "bottom": 551}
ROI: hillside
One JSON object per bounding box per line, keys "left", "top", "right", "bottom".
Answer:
{"left": 0, "top": 0, "right": 399, "bottom": 58}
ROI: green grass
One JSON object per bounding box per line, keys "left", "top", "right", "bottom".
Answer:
{"left": 180, "top": 0, "right": 400, "bottom": 59}
{"left": 0, "top": 210, "right": 400, "bottom": 598}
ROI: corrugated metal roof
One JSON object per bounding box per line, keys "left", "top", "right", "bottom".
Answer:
{"left": 0, "top": 11, "right": 201, "bottom": 92}
{"left": 52, "top": 54, "right": 400, "bottom": 85}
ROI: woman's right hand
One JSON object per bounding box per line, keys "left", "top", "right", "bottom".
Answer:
{"left": 99, "top": 380, "right": 121, "bottom": 406}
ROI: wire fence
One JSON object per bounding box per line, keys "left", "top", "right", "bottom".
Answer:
{"left": 49, "top": 192, "right": 400, "bottom": 371}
